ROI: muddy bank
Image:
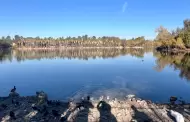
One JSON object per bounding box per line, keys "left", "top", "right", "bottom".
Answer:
{"left": 1, "top": 91, "right": 190, "bottom": 122}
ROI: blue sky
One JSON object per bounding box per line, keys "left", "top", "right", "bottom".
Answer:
{"left": 0, "top": 0, "right": 189, "bottom": 39}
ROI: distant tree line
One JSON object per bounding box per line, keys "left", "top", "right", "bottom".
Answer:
{"left": 0, "top": 36, "right": 12, "bottom": 49}
{"left": 0, "top": 35, "right": 154, "bottom": 48}
{"left": 155, "top": 19, "right": 190, "bottom": 51}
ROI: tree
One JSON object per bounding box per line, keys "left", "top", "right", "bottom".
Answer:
{"left": 184, "top": 19, "right": 190, "bottom": 31}
{"left": 2, "top": 36, "right": 5, "bottom": 40}
{"left": 183, "top": 31, "right": 190, "bottom": 48}
{"left": 35, "top": 36, "right": 40, "bottom": 40}
{"left": 10, "top": 34, "right": 153, "bottom": 48}
{"left": 5, "top": 36, "right": 12, "bottom": 42}
{"left": 182, "top": 19, "right": 190, "bottom": 48}
{"left": 172, "top": 27, "right": 183, "bottom": 37}
{"left": 14, "top": 35, "right": 21, "bottom": 41}
{"left": 155, "top": 26, "right": 172, "bottom": 41}
{"left": 82, "top": 35, "right": 88, "bottom": 40}
{"left": 92, "top": 36, "right": 96, "bottom": 40}
{"left": 176, "top": 19, "right": 190, "bottom": 48}
{"left": 78, "top": 36, "right": 82, "bottom": 40}
{"left": 176, "top": 37, "right": 185, "bottom": 48}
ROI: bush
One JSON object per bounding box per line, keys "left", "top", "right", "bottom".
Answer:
{"left": 176, "top": 37, "right": 186, "bottom": 49}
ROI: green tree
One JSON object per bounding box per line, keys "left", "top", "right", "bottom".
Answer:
{"left": 5, "top": 36, "right": 12, "bottom": 42}
{"left": 176, "top": 37, "right": 185, "bottom": 48}
{"left": 184, "top": 19, "right": 190, "bottom": 31}
{"left": 183, "top": 31, "right": 190, "bottom": 48}
{"left": 92, "top": 36, "right": 96, "bottom": 40}
{"left": 2, "top": 36, "right": 5, "bottom": 40}
{"left": 14, "top": 35, "right": 21, "bottom": 41}
{"left": 35, "top": 36, "right": 40, "bottom": 40}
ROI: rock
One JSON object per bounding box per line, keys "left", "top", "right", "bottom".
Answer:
{"left": 9, "top": 92, "right": 19, "bottom": 98}
{"left": 47, "top": 100, "right": 53, "bottom": 105}
{"left": 1, "top": 104, "right": 7, "bottom": 109}
{"left": 131, "top": 119, "right": 138, "bottom": 122}
{"left": 25, "top": 111, "right": 38, "bottom": 119}
{"left": 107, "top": 96, "right": 110, "bottom": 100}
{"left": 32, "top": 106, "right": 40, "bottom": 111}
{"left": 131, "top": 98, "right": 136, "bottom": 102}
{"left": 43, "top": 110, "right": 49, "bottom": 116}
{"left": 56, "top": 101, "right": 61, "bottom": 106}
{"left": 60, "top": 116, "right": 67, "bottom": 121}
{"left": 179, "top": 100, "right": 186, "bottom": 105}
{"left": 87, "top": 96, "right": 90, "bottom": 101}
{"left": 126, "top": 94, "right": 135, "bottom": 99}
{"left": 12, "top": 99, "right": 20, "bottom": 106}
{"left": 36, "top": 91, "right": 48, "bottom": 104}
{"left": 146, "top": 100, "right": 152, "bottom": 104}
{"left": 52, "top": 110, "right": 60, "bottom": 117}
{"left": 1, "top": 91, "right": 190, "bottom": 122}
{"left": 183, "top": 105, "right": 190, "bottom": 109}
{"left": 170, "top": 96, "right": 177, "bottom": 102}
{"left": 10, "top": 111, "right": 16, "bottom": 120}
{"left": 1, "top": 115, "right": 10, "bottom": 122}
{"left": 99, "top": 96, "right": 104, "bottom": 101}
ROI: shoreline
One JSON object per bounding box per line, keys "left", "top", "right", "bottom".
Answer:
{"left": 1, "top": 91, "right": 190, "bottom": 122}
{"left": 156, "top": 46, "right": 190, "bottom": 53}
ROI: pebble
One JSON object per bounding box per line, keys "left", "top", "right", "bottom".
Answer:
{"left": 107, "top": 96, "right": 110, "bottom": 100}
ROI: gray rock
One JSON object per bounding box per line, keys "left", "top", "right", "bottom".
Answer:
{"left": 36, "top": 91, "right": 48, "bottom": 104}
{"left": 9, "top": 92, "right": 19, "bottom": 98}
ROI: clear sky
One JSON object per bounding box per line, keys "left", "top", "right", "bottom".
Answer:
{"left": 0, "top": 0, "right": 189, "bottom": 39}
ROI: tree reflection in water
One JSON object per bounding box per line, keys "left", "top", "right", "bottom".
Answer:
{"left": 1, "top": 48, "right": 190, "bottom": 81}
{"left": 154, "top": 51, "right": 190, "bottom": 80}
{"left": 0, "top": 49, "right": 12, "bottom": 62}
{"left": 0, "top": 48, "right": 152, "bottom": 62}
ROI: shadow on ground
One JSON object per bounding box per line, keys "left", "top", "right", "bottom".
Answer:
{"left": 97, "top": 101, "right": 117, "bottom": 122}
{"left": 131, "top": 105, "right": 152, "bottom": 122}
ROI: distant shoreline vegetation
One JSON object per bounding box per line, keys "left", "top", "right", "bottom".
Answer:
{"left": 1, "top": 35, "right": 156, "bottom": 49}
{"left": 0, "top": 19, "right": 189, "bottom": 51}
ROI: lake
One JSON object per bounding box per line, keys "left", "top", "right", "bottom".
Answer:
{"left": 0, "top": 48, "right": 190, "bottom": 103}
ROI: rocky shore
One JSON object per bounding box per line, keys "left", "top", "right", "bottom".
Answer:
{"left": 1, "top": 90, "right": 190, "bottom": 122}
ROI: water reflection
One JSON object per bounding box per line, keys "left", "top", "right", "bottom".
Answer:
{"left": 1, "top": 48, "right": 190, "bottom": 102}
{"left": 0, "top": 49, "right": 12, "bottom": 62}
{"left": 1, "top": 48, "right": 152, "bottom": 62}
{"left": 154, "top": 52, "right": 190, "bottom": 81}
{"left": 1, "top": 49, "right": 190, "bottom": 81}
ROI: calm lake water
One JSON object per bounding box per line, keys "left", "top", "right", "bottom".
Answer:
{"left": 0, "top": 48, "right": 190, "bottom": 103}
